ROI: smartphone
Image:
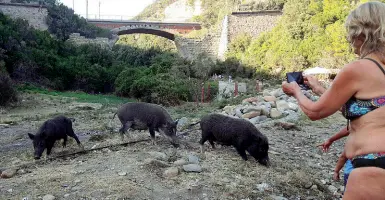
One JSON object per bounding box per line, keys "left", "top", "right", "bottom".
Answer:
{"left": 286, "top": 71, "right": 304, "bottom": 84}
{"left": 286, "top": 71, "right": 310, "bottom": 90}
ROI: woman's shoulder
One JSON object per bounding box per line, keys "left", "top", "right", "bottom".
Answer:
{"left": 338, "top": 59, "right": 373, "bottom": 77}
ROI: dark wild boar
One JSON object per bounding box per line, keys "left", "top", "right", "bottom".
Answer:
{"left": 198, "top": 113, "right": 270, "bottom": 166}
{"left": 28, "top": 116, "right": 83, "bottom": 160}
{"left": 112, "top": 102, "right": 179, "bottom": 147}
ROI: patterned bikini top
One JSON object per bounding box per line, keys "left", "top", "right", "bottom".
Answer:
{"left": 341, "top": 58, "right": 385, "bottom": 129}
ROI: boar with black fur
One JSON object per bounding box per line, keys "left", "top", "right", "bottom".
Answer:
{"left": 112, "top": 102, "right": 179, "bottom": 147}
{"left": 28, "top": 116, "right": 83, "bottom": 160}
{"left": 198, "top": 113, "right": 270, "bottom": 166}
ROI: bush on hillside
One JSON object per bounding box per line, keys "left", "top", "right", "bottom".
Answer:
{"left": 46, "top": 3, "right": 111, "bottom": 40}
{"left": 225, "top": 0, "right": 379, "bottom": 76}
{"left": 0, "top": 72, "right": 18, "bottom": 106}
{"left": 114, "top": 67, "right": 149, "bottom": 96}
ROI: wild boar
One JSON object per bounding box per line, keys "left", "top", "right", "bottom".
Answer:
{"left": 28, "top": 116, "right": 83, "bottom": 160}
{"left": 198, "top": 113, "right": 270, "bottom": 166}
{"left": 112, "top": 102, "right": 179, "bottom": 147}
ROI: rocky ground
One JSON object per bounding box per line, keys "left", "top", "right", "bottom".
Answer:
{"left": 0, "top": 87, "right": 348, "bottom": 200}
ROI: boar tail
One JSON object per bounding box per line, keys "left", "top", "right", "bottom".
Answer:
{"left": 188, "top": 121, "right": 200, "bottom": 128}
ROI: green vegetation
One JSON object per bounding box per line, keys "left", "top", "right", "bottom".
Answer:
{"left": 10, "top": 0, "right": 111, "bottom": 40}
{"left": 0, "top": 10, "right": 253, "bottom": 106}
{"left": 226, "top": 0, "right": 384, "bottom": 76}
{"left": 117, "top": 34, "right": 177, "bottom": 52}
{"left": 239, "top": 0, "right": 286, "bottom": 11}
{"left": 18, "top": 84, "right": 131, "bottom": 104}
{"left": 46, "top": 3, "right": 111, "bottom": 40}
{"left": 0, "top": 72, "right": 18, "bottom": 106}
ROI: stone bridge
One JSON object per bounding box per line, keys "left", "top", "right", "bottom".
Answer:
{"left": 0, "top": 2, "right": 283, "bottom": 61}
{"left": 87, "top": 19, "right": 214, "bottom": 60}
{"left": 88, "top": 19, "right": 202, "bottom": 39}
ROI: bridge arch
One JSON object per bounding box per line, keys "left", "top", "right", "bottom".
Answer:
{"left": 109, "top": 26, "right": 200, "bottom": 61}
{"left": 115, "top": 28, "right": 175, "bottom": 41}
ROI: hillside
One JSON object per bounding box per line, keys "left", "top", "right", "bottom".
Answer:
{"left": 134, "top": 0, "right": 178, "bottom": 21}
{"left": 226, "top": 0, "right": 384, "bottom": 74}
{"left": 135, "top": 0, "right": 284, "bottom": 29}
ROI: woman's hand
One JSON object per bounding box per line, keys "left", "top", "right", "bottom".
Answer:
{"left": 304, "top": 75, "right": 321, "bottom": 88}
{"left": 282, "top": 81, "right": 301, "bottom": 97}
{"left": 303, "top": 75, "right": 326, "bottom": 96}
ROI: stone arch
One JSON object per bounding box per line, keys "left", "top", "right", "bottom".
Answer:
{"left": 114, "top": 28, "right": 175, "bottom": 40}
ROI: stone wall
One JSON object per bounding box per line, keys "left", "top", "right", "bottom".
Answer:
{"left": 228, "top": 10, "right": 282, "bottom": 42}
{"left": 175, "top": 33, "right": 219, "bottom": 61}
{"left": 0, "top": 2, "right": 48, "bottom": 31}
{"left": 66, "top": 33, "right": 114, "bottom": 48}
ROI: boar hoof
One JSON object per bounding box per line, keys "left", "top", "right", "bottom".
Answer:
{"left": 78, "top": 144, "right": 85, "bottom": 151}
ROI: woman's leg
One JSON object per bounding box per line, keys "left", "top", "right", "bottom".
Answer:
{"left": 343, "top": 167, "right": 385, "bottom": 200}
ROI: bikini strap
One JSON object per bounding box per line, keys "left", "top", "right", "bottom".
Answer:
{"left": 364, "top": 58, "right": 385, "bottom": 75}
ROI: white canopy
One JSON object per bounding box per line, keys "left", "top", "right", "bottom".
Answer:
{"left": 303, "top": 67, "right": 334, "bottom": 75}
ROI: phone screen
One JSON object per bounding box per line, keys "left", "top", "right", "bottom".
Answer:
{"left": 286, "top": 72, "right": 304, "bottom": 84}
{"left": 286, "top": 72, "right": 310, "bottom": 90}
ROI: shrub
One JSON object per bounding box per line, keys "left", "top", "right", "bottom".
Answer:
{"left": 0, "top": 72, "right": 18, "bottom": 106}
{"left": 130, "top": 73, "right": 191, "bottom": 106}
{"left": 114, "top": 67, "right": 148, "bottom": 96}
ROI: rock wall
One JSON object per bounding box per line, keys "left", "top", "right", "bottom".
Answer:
{"left": 228, "top": 10, "right": 282, "bottom": 42}
{"left": 0, "top": 2, "right": 48, "bottom": 31}
{"left": 175, "top": 32, "right": 220, "bottom": 61}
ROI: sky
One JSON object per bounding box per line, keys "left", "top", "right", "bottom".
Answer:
{"left": 58, "top": 0, "right": 156, "bottom": 20}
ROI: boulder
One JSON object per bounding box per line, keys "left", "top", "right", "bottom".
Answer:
{"left": 270, "top": 109, "right": 283, "bottom": 119}
{"left": 263, "top": 96, "right": 276, "bottom": 102}
{"left": 242, "top": 111, "right": 261, "bottom": 119}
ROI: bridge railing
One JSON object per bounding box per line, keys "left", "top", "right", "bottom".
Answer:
{"left": 78, "top": 14, "right": 135, "bottom": 21}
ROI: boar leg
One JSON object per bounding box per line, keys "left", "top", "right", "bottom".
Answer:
{"left": 208, "top": 138, "right": 216, "bottom": 149}
{"left": 46, "top": 141, "right": 55, "bottom": 158}
{"left": 119, "top": 121, "right": 132, "bottom": 140}
{"left": 149, "top": 127, "right": 156, "bottom": 145}
{"left": 67, "top": 128, "right": 83, "bottom": 149}
{"left": 199, "top": 136, "right": 208, "bottom": 154}
{"left": 234, "top": 145, "right": 248, "bottom": 161}
{"left": 62, "top": 135, "right": 67, "bottom": 148}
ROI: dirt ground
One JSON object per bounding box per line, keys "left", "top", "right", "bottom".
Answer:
{"left": 0, "top": 92, "right": 348, "bottom": 200}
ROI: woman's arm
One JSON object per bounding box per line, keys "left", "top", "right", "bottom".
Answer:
{"left": 284, "top": 63, "right": 360, "bottom": 121}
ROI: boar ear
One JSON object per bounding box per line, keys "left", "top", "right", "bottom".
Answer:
{"left": 28, "top": 133, "right": 35, "bottom": 140}
{"left": 174, "top": 119, "right": 179, "bottom": 126}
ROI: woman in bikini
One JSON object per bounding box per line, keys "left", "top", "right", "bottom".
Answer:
{"left": 282, "top": 1, "right": 385, "bottom": 199}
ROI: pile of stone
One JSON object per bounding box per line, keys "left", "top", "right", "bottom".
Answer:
{"left": 221, "top": 88, "right": 319, "bottom": 125}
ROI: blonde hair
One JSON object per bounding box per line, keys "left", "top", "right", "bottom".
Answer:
{"left": 345, "top": 1, "right": 385, "bottom": 59}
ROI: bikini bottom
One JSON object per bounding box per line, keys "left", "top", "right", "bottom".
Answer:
{"left": 352, "top": 152, "right": 385, "bottom": 169}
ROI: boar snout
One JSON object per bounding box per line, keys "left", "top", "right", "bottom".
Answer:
{"left": 258, "top": 157, "right": 270, "bottom": 167}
